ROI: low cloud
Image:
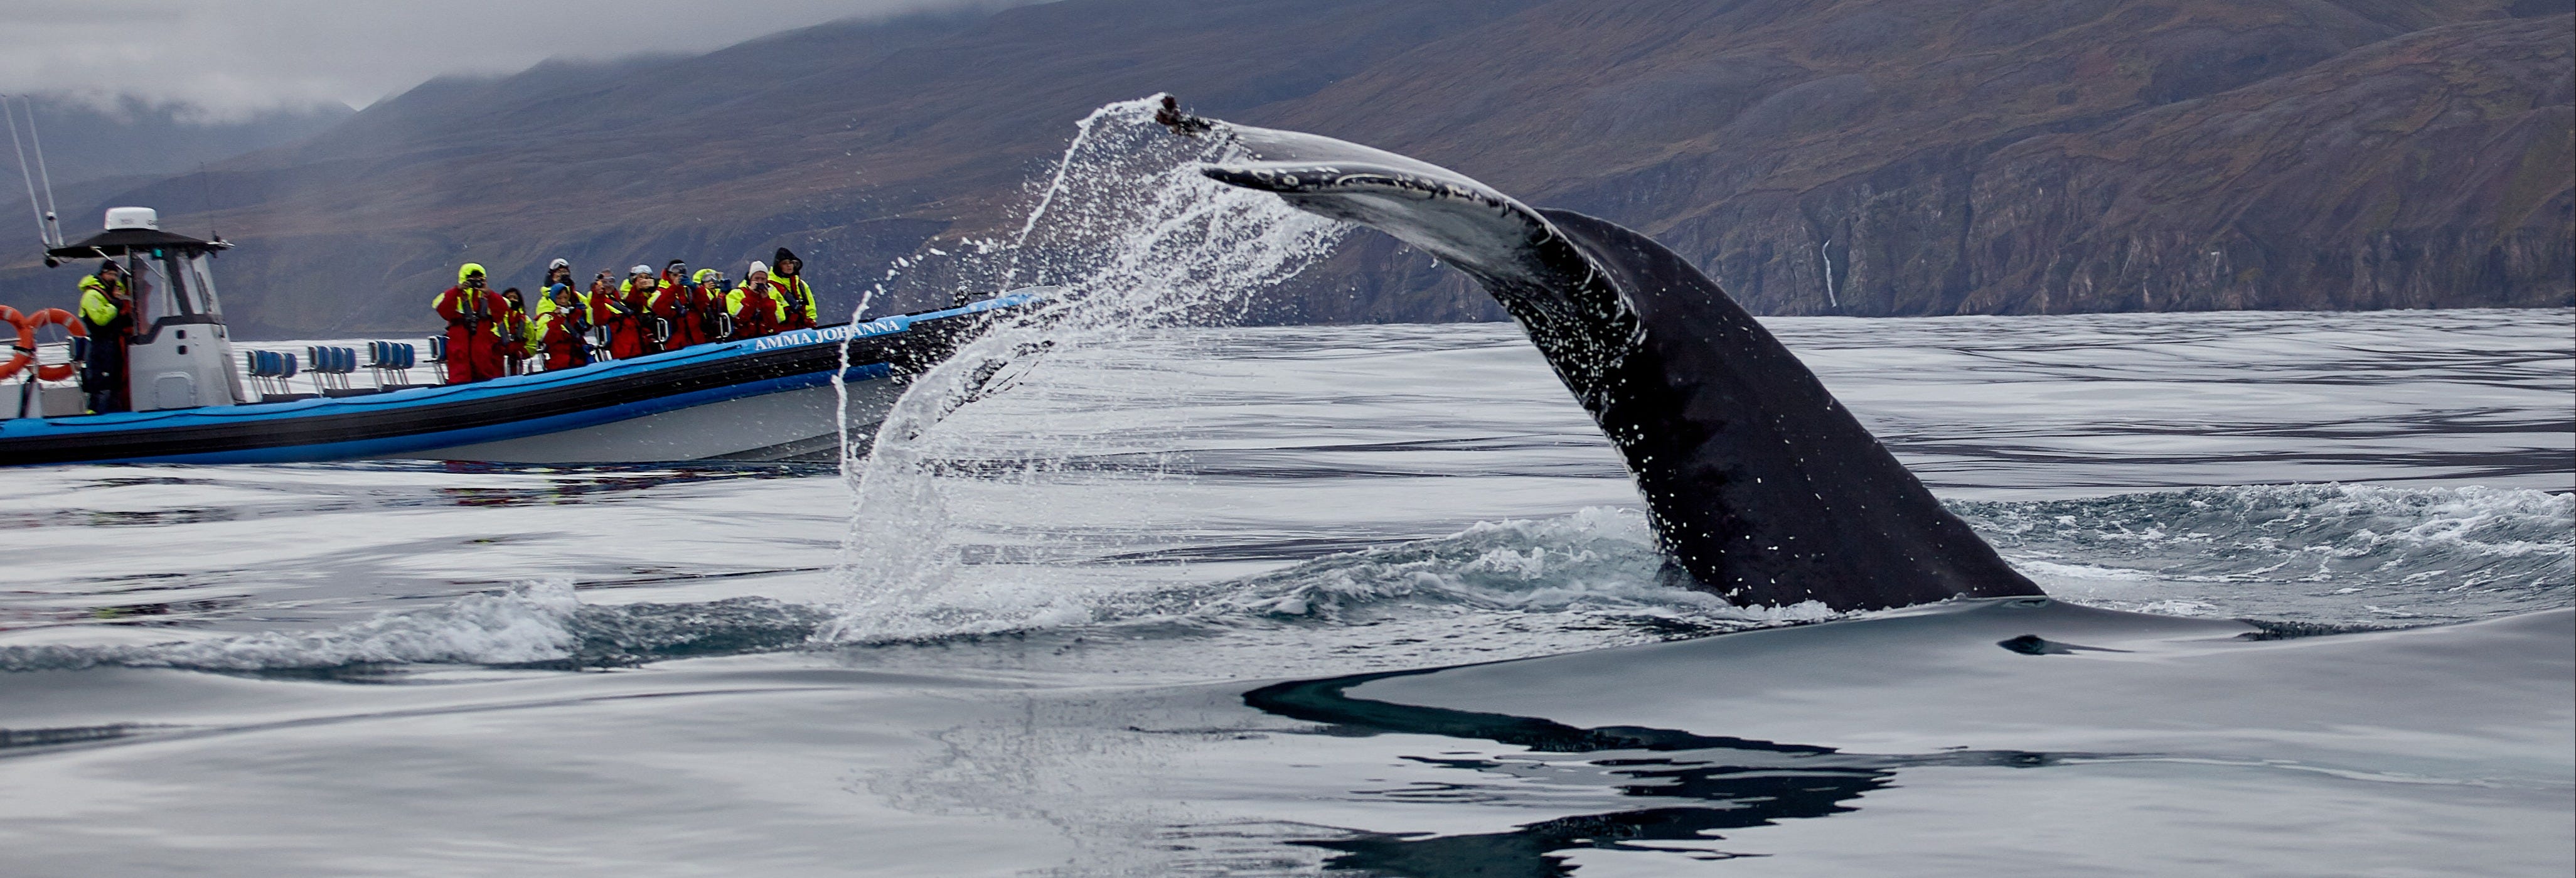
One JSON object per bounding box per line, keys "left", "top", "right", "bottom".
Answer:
{"left": 0, "top": 0, "right": 1002, "bottom": 121}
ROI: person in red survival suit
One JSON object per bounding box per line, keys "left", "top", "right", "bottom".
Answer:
{"left": 529, "top": 282, "right": 589, "bottom": 372}
{"left": 589, "top": 265, "right": 655, "bottom": 360}
{"left": 496, "top": 287, "right": 530, "bottom": 375}
{"left": 432, "top": 262, "right": 510, "bottom": 384}
{"left": 649, "top": 259, "right": 709, "bottom": 350}
{"left": 583, "top": 271, "right": 619, "bottom": 360}
{"left": 726, "top": 260, "right": 785, "bottom": 340}
{"left": 623, "top": 264, "right": 666, "bottom": 356}
{"left": 687, "top": 268, "right": 732, "bottom": 341}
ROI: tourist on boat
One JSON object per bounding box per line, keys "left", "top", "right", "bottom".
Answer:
{"left": 528, "top": 282, "right": 590, "bottom": 372}
{"left": 589, "top": 266, "right": 653, "bottom": 360}
{"left": 728, "top": 261, "right": 786, "bottom": 339}
{"left": 624, "top": 265, "right": 669, "bottom": 355}
{"left": 498, "top": 287, "right": 530, "bottom": 375}
{"left": 531, "top": 270, "right": 582, "bottom": 323}
{"left": 771, "top": 247, "right": 819, "bottom": 331}
{"left": 540, "top": 259, "right": 579, "bottom": 309}
{"left": 651, "top": 259, "right": 708, "bottom": 349}
{"left": 584, "top": 271, "right": 619, "bottom": 360}
{"left": 432, "top": 263, "right": 510, "bottom": 384}
{"left": 689, "top": 268, "right": 733, "bottom": 341}
{"left": 75, "top": 260, "right": 136, "bottom": 413}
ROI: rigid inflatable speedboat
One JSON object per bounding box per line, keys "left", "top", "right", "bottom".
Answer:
{"left": 1, "top": 206, "right": 1039, "bottom": 466}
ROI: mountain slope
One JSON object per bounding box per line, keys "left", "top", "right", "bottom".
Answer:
{"left": 0, "top": 0, "right": 2564, "bottom": 337}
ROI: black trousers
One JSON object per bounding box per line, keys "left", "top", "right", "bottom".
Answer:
{"left": 82, "top": 341, "right": 129, "bottom": 414}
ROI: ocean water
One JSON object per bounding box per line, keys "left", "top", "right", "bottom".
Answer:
{"left": 1, "top": 308, "right": 2568, "bottom": 876}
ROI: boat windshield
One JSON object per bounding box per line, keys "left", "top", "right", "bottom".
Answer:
{"left": 183, "top": 252, "right": 223, "bottom": 319}
{"left": 122, "top": 249, "right": 218, "bottom": 323}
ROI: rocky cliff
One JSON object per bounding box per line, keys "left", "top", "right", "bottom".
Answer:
{"left": 0, "top": 0, "right": 2565, "bottom": 336}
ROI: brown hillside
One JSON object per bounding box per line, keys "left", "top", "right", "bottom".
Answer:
{"left": 0, "top": 0, "right": 2565, "bottom": 336}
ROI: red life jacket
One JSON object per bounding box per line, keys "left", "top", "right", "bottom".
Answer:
{"left": 651, "top": 273, "right": 712, "bottom": 349}
{"left": 589, "top": 284, "right": 653, "bottom": 360}
{"left": 433, "top": 285, "right": 508, "bottom": 383}
{"left": 730, "top": 282, "right": 784, "bottom": 338}
{"left": 532, "top": 309, "right": 585, "bottom": 372}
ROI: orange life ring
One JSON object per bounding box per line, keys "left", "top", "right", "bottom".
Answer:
{"left": 0, "top": 306, "right": 26, "bottom": 383}
{"left": 21, "top": 308, "right": 83, "bottom": 382}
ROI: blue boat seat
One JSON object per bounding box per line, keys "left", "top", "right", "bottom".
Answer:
{"left": 425, "top": 336, "right": 448, "bottom": 383}
{"left": 299, "top": 346, "right": 383, "bottom": 396}
{"left": 245, "top": 350, "right": 314, "bottom": 403}
{"left": 367, "top": 341, "right": 422, "bottom": 390}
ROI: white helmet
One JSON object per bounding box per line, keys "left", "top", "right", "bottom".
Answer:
{"left": 547, "top": 257, "right": 569, "bottom": 271}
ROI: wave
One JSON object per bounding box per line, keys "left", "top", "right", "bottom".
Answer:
{"left": 6, "top": 484, "right": 2563, "bottom": 673}
{"left": 1163, "top": 507, "right": 1828, "bottom": 624}
{"left": 831, "top": 483, "right": 2569, "bottom": 640}
{"left": 1957, "top": 483, "right": 2573, "bottom": 619}
{"left": 0, "top": 581, "right": 830, "bottom": 674}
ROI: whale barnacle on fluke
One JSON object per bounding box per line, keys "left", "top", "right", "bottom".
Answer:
{"left": 1161, "top": 97, "right": 2045, "bottom": 613}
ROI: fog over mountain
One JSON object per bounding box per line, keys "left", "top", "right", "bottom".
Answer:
{"left": 1, "top": 0, "right": 2567, "bottom": 338}
{"left": 0, "top": 97, "right": 352, "bottom": 188}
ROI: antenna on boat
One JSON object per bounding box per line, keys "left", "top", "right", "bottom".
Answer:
{"left": 23, "top": 97, "right": 63, "bottom": 248}
{"left": 3, "top": 94, "right": 59, "bottom": 249}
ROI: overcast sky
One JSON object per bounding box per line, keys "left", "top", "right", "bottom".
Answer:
{"left": 0, "top": 0, "right": 998, "bottom": 121}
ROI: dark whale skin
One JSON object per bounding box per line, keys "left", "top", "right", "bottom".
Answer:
{"left": 1180, "top": 112, "right": 2039, "bottom": 609}
{"left": 1536, "top": 208, "right": 2041, "bottom": 609}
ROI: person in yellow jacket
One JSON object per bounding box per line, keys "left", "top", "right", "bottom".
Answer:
{"left": 77, "top": 260, "right": 136, "bottom": 412}
{"left": 726, "top": 261, "right": 788, "bottom": 339}
{"left": 496, "top": 287, "right": 531, "bottom": 375}
{"left": 525, "top": 282, "right": 590, "bottom": 371}
{"left": 685, "top": 267, "right": 731, "bottom": 343}
{"left": 770, "top": 247, "right": 819, "bottom": 330}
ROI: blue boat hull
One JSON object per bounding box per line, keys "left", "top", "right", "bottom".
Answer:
{"left": 0, "top": 296, "right": 1031, "bottom": 466}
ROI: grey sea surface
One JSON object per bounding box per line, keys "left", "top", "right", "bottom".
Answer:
{"left": 1, "top": 308, "right": 2570, "bottom": 876}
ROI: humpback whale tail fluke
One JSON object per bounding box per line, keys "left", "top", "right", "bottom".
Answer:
{"left": 1159, "top": 101, "right": 2043, "bottom": 612}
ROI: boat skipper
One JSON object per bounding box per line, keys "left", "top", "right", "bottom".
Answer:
{"left": 432, "top": 263, "right": 510, "bottom": 384}
{"left": 75, "top": 260, "right": 136, "bottom": 413}
{"left": 771, "top": 247, "right": 820, "bottom": 331}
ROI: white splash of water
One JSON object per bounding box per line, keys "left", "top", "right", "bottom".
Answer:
{"left": 831, "top": 260, "right": 909, "bottom": 471}
{"left": 1012, "top": 102, "right": 1118, "bottom": 250}
{"left": 820, "top": 97, "right": 1349, "bottom": 642}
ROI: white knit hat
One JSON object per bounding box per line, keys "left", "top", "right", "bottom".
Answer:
{"left": 748, "top": 260, "right": 768, "bottom": 275}
{"left": 629, "top": 264, "right": 652, "bottom": 276}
